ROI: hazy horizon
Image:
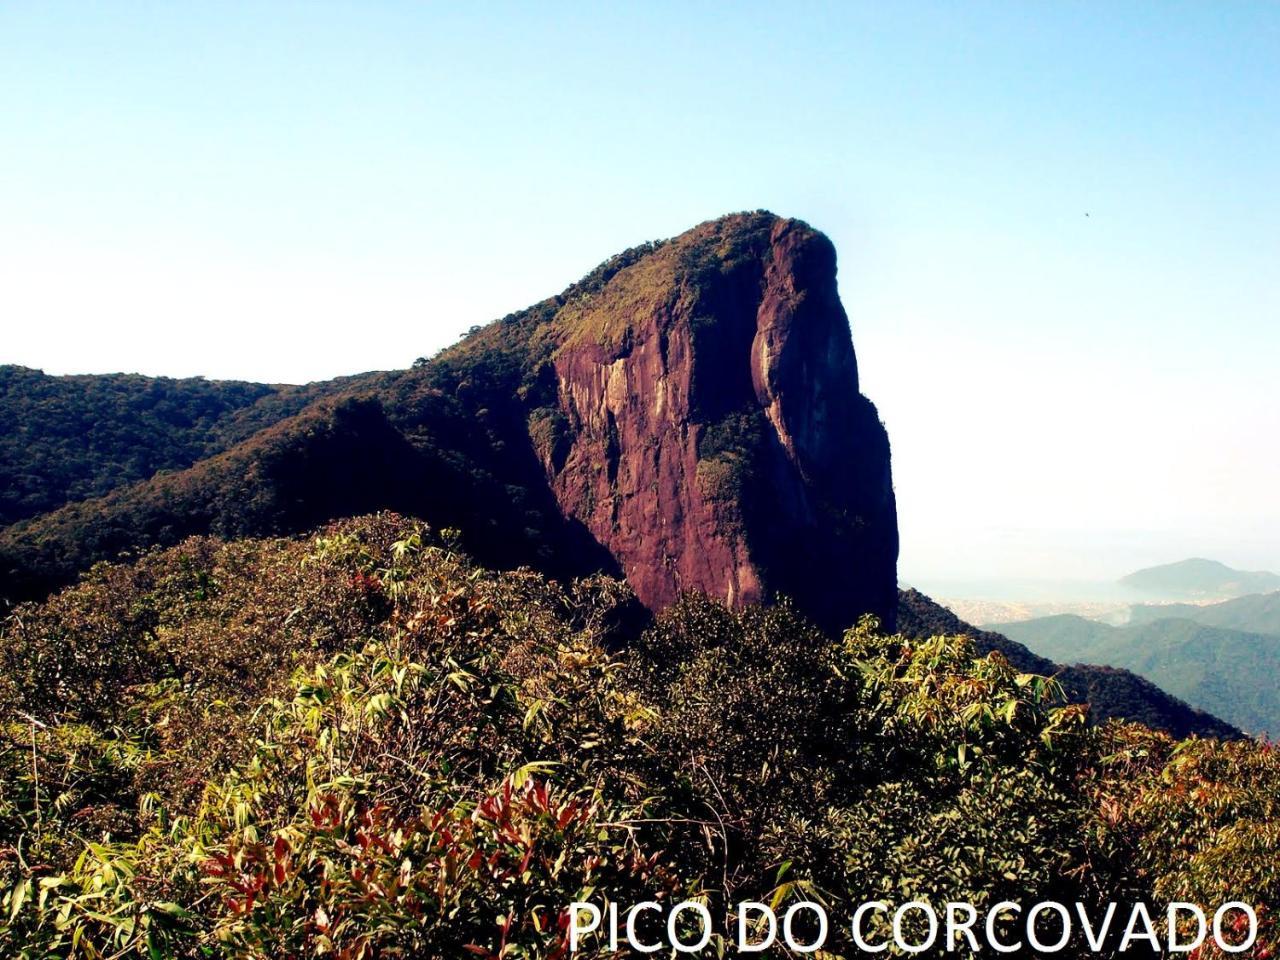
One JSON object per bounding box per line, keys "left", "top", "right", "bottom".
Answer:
{"left": 3, "top": 2, "right": 1277, "bottom": 582}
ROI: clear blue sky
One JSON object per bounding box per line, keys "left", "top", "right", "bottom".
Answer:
{"left": 2, "top": 2, "right": 1277, "bottom": 582}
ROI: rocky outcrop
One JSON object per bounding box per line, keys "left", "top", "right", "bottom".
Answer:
{"left": 3, "top": 212, "right": 1248, "bottom": 737}
{"left": 1, "top": 212, "right": 900, "bottom": 633}
{"left": 542, "top": 212, "right": 899, "bottom": 632}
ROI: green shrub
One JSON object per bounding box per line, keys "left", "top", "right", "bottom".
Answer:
{"left": 1, "top": 515, "right": 1276, "bottom": 958}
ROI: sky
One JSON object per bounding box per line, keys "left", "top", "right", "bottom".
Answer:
{"left": 2, "top": 2, "right": 1277, "bottom": 584}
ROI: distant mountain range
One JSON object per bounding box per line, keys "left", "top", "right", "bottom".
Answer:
{"left": 928, "top": 559, "right": 1280, "bottom": 628}
{"left": 937, "top": 566, "right": 1280, "bottom": 736}
{"left": 993, "top": 607, "right": 1280, "bottom": 735}
{"left": 1120, "top": 557, "right": 1280, "bottom": 600}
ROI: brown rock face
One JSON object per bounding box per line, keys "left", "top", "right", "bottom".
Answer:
{"left": 543, "top": 212, "right": 898, "bottom": 632}
{"left": 0, "top": 212, "right": 898, "bottom": 633}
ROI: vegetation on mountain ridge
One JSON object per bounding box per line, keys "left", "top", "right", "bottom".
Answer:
{"left": 994, "top": 613, "right": 1280, "bottom": 735}
{"left": 0, "top": 514, "right": 1274, "bottom": 957}
{"left": 0, "top": 221, "right": 707, "bottom": 605}
{"left": 899, "top": 589, "right": 1241, "bottom": 739}
{"left": 1128, "top": 590, "right": 1280, "bottom": 636}
{"left": 0, "top": 365, "right": 349, "bottom": 529}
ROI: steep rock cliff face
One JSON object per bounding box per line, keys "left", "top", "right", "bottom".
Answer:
{"left": 1, "top": 212, "right": 899, "bottom": 633}
{"left": 542, "top": 213, "right": 898, "bottom": 631}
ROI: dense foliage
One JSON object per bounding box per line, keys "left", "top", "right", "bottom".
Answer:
{"left": 0, "top": 515, "right": 1274, "bottom": 957}
{"left": 0, "top": 380, "right": 615, "bottom": 604}
{"left": 899, "top": 589, "right": 1241, "bottom": 739}
{"left": 0, "top": 365, "right": 340, "bottom": 529}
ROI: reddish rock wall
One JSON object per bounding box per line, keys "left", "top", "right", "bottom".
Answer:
{"left": 542, "top": 213, "right": 898, "bottom": 632}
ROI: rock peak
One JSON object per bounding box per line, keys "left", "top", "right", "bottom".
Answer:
{"left": 0, "top": 213, "right": 900, "bottom": 634}
{"left": 544, "top": 212, "right": 898, "bottom": 631}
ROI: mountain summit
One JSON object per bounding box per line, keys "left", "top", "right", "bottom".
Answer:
{"left": 530, "top": 212, "right": 899, "bottom": 630}
{"left": 1119, "top": 558, "right": 1280, "bottom": 599}
{"left": 1, "top": 213, "right": 1246, "bottom": 738}
{"left": 0, "top": 212, "right": 899, "bottom": 630}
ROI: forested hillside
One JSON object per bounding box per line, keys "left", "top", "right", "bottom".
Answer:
{"left": 0, "top": 365, "right": 346, "bottom": 529}
{"left": 0, "top": 383, "right": 616, "bottom": 602}
{"left": 995, "top": 613, "right": 1280, "bottom": 735}
{"left": 1, "top": 515, "right": 1273, "bottom": 957}
{"left": 1129, "top": 591, "right": 1280, "bottom": 636}
{"left": 899, "top": 590, "right": 1240, "bottom": 739}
